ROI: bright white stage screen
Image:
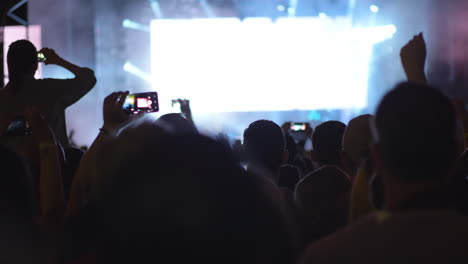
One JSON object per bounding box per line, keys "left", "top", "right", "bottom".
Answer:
{"left": 151, "top": 18, "right": 395, "bottom": 113}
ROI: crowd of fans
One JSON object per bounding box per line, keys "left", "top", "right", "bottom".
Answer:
{"left": 0, "top": 31, "right": 467, "bottom": 264}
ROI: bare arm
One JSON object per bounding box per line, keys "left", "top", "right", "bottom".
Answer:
{"left": 66, "top": 91, "right": 140, "bottom": 218}
{"left": 39, "top": 48, "right": 97, "bottom": 106}
{"left": 400, "top": 33, "right": 428, "bottom": 84}
{"left": 39, "top": 48, "right": 87, "bottom": 76}
{"left": 179, "top": 99, "right": 196, "bottom": 128}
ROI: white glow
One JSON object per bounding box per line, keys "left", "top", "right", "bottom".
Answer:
{"left": 370, "top": 5, "right": 379, "bottom": 13}
{"left": 277, "top": 5, "right": 286, "bottom": 12}
{"left": 150, "top": 18, "right": 396, "bottom": 113}
{"left": 122, "top": 19, "right": 150, "bottom": 32}
{"left": 123, "top": 62, "right": 151, "bottom": 82}
{"left": 318, "top": 12, "right": 327, "bottom": 18}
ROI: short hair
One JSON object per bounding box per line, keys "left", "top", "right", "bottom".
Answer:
{"left": 375, "top": 82, "right": 458, "bottom": 182}
{"left": 243, "top": 120, "right": 285, "bottom": 173}
{"left": 157, "top": 113, "right": 197, "bottom": 134}
{"left": 312, "top": 121, "right": 347, "bottom": 166}
{"left": 69, "top": 125, "right": 294, "bottom": 264}
{"left": 7, "top": 40, "right": 38, "bottom": 92}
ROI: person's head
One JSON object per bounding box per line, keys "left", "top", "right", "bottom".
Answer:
{"left": 373, "top": 82, "right": 458, "bottom": 187}
{"left": 341, "top": 115, "right": 373, "bottom": 178}
{"left": 157, "top": 113, "right": 197, "bottom": 134}
{"left": 7, "top": 40, "right": 38, "bottom": 91}
{"left": 0, "top": 144, "right": 34, "bottom": 221}
{"left": 69, "top": 123, "right": 294, "bottom": 264}
{"left": 0, "top": 145, "right": 44, "bottom": 264}
{"left": 312, "top": 121, "right": 346, "bottom": 167}
{"left": 243, "top": 120, "right": 288, "bottom": 179}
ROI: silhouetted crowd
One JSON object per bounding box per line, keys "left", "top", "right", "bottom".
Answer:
{"left": 0, "top": 33, "right": 468, "bottom": 264}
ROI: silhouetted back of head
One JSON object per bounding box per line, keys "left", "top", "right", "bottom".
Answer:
{"left": 157, "top": 113, "right": 197, "bottom": 134}
{"left": 72, "top": 124, "right": 294, "bottom": 264}
{"left": 0, "top": 144, "right": 34, "bottom": 221}
{"left": 375, "top": 82, "right": 458, "bottom": 182}
{"left": 243, "top": 120, "right": 285, "bottom": 175}
{"left": 7, "top": 40, "right": 38, "bottom": 92}
{"left": 342, "top": 114, "right": 373, "bottom": 175}
{"left": 312, "top": 121, "right": 346, "bottom": 166}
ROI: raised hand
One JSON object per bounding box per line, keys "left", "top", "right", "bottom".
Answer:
{"left": 400, "top": 33, "right": 427, "bottom": 84}
{"left": 176, "top": 99, "right": 195, "bottom": 126}
{"left": 102, "top": 91, "right": 141, "bottom": 134}
{"left": 179, "top": 99, "right": 190, "bottom": 112}
{"left": 38, "top": 48, "right": 63, "bottom": 65}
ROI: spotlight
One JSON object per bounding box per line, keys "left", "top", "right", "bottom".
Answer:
{"left": 318, "top": 12, "right": 327, "bottom": 18}
{"left": 148, "top": 0, "right": 163, "bottom": 18}
{"left": 122, "top": 19, "right": 150, "bottom": 32}
{"left": 199, "top": 0, "right": 215, "bottom": 17}
{"left": 123, "top": 62, "right": 151, "bottom": 82}
{"left": 277, "top": 5, "right": 286, "bottom": 12}
{"left": 370, "top": 5, "right": 379, "bottom": 13}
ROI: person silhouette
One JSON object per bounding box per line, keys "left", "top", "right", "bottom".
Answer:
{"left": 0, "top": 40, "right": 96, "bottom": 147}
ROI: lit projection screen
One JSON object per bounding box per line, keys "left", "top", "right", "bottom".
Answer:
{"left": 151, "top": 18, "right": 395, "bottom": 113}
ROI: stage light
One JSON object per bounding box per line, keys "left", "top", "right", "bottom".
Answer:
{"left": 122, "top": 19, "right": 150, "bottom": 32}
{"left": 150, "top": 18, "right": 397, "bottom": 113}
{"left": 123, "top": 62, "right": 151, "bottom": 82}
{"left": 287, "top": 8, "right": 295, "bottom": 16}
{"left": 370, "top": 5, "right": 379, "bottom": 13}
{"left": 148, "top": 0, "right": 163, "bottom": 18}
{"left": 277, "top": 5, "right": 286, "bottom": 12}
{"left": 318, "top": 12, "right": 327, "bottom": 18}
{"left": 199, "top": 0, "right": 215, "bottom": 17}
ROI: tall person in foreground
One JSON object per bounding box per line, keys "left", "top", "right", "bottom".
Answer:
{"left": 0, "top": 40, "right": 97, "bottom": 147}
{"left": 301, "top": 82, "right": 468, "bottom": 264}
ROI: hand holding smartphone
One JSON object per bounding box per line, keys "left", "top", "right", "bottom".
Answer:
{"left": 124, "top": 92, "right": 159, "bottom": 115}
{"left": 38, "top": 52, "right": 46, "bottom": 63}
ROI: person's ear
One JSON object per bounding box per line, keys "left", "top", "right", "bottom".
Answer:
{"left": 282, "top": 150, "right": 289, "bottom": 164}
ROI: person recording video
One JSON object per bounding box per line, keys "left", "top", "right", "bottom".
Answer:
{"left": 0, "top": 40, "right": 97, "bottom": 147}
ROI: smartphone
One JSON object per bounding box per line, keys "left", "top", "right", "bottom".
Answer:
{"left": 6, "top": 117, "right": 32, "bottom": 136}
{"left": 123, "top": 92, "right": 159, "bottom": 115}
{"left": 38, "top": 52, "right": 46, "bottom": 63}
{"left": 290, "top": 122, "right": 307, "bottom": 132}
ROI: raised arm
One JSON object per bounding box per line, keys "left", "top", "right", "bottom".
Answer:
{"left": 66, "top": 91, "right": 139, "bottom": 218}
{"left": 400, "top": 33, "right": 428, "bottom": 84}
{"left": 178, "top": 99, "right": 196, "bottom": 128}
{"left": 39, "top": 48, "right": 97, "bottom": 106}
